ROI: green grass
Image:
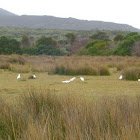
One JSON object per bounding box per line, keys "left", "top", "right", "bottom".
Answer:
{"left": 0, "top": 70, "right": 140, "bottom": 102}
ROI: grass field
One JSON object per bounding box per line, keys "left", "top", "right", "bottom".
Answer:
{"left": 0, "top": 70, "right": 140, "bottom": 103}
{"left": 0, "top": 55, "right": 140, "bottom": 139}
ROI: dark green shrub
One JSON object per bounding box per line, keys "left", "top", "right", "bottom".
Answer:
{"left": 0, "top": 36, "right": 21, "bottom": 54}
{"left": 90, "top": 32, "right": 110, "bottom": 41}
{"left": 114, "top": 34, "right": 125, "bottom": 41}
{"left": 114, "top": 35, "right": 140, "bottom": 56}
{"left": 87, "top": 41, "right": 109, "bottom": 56}
{"left": 85, "top": 40, "right": 100, "bottom": 49}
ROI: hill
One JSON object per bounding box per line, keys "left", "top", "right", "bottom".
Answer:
{"left": 0, "top": 8, "right": 139, "bottom": 32}
{"left": 0, "top": 8, "right": 17, "bottom": 16}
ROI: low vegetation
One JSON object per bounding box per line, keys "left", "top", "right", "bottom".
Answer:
{"left": 122, "top": 67, "right": 140, "bottom": 81}
{"left": 0, "top": 89, "right": 140, "bottom": 139}
{"left": 0, "top": 55, "right": 140, "bottom": 77}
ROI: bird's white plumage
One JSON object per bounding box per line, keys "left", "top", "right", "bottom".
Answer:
{"left": 33, "top": 75, "right": 36, "bottom": 79}
{"left": 80, "top": 77, "right": 84, "bottom": 82}
{"left": 17, "top": 74, "right": 21, "bottom": 79}
{"left": 138, "top": 79, "right": 140, "bottom": 82}
{"left": 62, "top": 80, "right": 71, "bottom": 83}
{"left": 70, "top": 77, "right": 76, "bottom": 81}
{"left": 119, "top": 75, "right": 123, "bottom": 80}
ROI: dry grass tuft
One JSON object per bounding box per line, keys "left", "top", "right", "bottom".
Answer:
{"left": 122, "top": 67, "right": 140, "bottom": 81}
{"left": 8, "top": 54, "right": 26, "bottom": 65}
{"left": 0, "top": 88, "right": 140, "bottom": 139}
{"left": 0, "top": 62, "right": 10, "bottom": 70}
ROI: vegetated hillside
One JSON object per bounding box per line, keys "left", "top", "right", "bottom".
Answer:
{"left": 0, "top": 26, "right": 129, "bottom": 41}
{"left": 0, "top": 8, "right": 17, "bottom": 16}
{"left": 0, "top": 9, "right": 139, "bottom": 32}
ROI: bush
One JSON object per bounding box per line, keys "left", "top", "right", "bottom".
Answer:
{"left": 114, "top": 34, "right": 140, "bottom": 56}
{"left": 0, "top": 62, "right": 10, "bottom": 69}
{"left": 99, "top": 67, "right": 110, "bottom": 76}
{"left": 9, "top": 64, "right": 31, "bottom": 73}
{"left": 0, "top": 36, "right": 21, "bottom": 54}
{"left": 122, "top": 67, "right": 140, "bottom": 81}
{"left": 35, "top": 45, "right": 61, "bottom": 55}
{"left": 77, "top": 48, "right": 88, "bottom": 55}
{"left": 87, "top": 41, "right": 109, "bottom": 56}
{"left": 36, "top": 36, "right": 57, "bottom": 47}
{"left": 85, "top": 40, "right": 100, "bottom": 49}
{"left": 54, "top": 65, "right": 99, "bottom": 75}
{"left": 90, "top": 32, "right": 110, "bottom": 41}
{"left": 114, "top": 34, "right": 125, "bottom": 41}
{"left": 8, "top": 55, "right": 26, "bottom": 65}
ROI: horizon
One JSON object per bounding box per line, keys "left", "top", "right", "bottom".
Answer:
{"left": 0, "top": 8, "right": 139, "bottom": 30}
{"left": 1, "top": 0, "right": 140, "bottom": 29}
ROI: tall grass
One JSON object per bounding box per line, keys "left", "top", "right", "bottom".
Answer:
{"left": 0, "top": 89, "right": 140, "bottom": 139}
{"left": 0, "top": 55, "right": 140, "bottom": 75}
{"left": 122, "top": 67, "right": 140, "bottom": 81}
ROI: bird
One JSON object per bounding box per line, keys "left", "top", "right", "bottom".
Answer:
{"left": 28, "top": 74, "right": 37, "bottom": 79}
{"left": 69, "top": 77, "right": 76, "bottom": 82}
{"left": 33, "top": 75, "right": 36, "bottom": 79}
{"left": 119, "top": 75, "right": 123, "bottom": 80}
{"left": 138, "top": 79, "right": 140, "bottom": 82}
{"left": 17, "top": 74, "right": 21, "bottom": 79}
{"left": 80, "top": 77, "right": 84, "bottom": 82}
{"left": 62, "top": 80, "right": 71, "bottom": 83}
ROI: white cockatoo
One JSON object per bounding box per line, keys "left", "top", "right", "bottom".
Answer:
{"left": 69, "top": 77, "right": 76, "bottom": 82}
{"left": 62, "top": 80, "right": 71, "bottom": 83}
{"left": 80, "top": 77, "right": 84, "bottom": 82}
{"left": 119, "top": 75, "right": 123, "bottom": 80}
{"left": 17, "top": 74, "right": 21, "bottom": 79}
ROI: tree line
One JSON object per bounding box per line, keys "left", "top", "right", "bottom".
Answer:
{"left": 0, "top": 32, "right": 140, "bottom": 56}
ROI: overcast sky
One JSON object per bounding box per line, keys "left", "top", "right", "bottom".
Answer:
{"left": 1, "top": 0, "right": 140, "bottom": 29}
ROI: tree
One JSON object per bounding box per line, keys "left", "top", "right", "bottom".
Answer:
{"left": 90, "top": 32, "right": 110, "bottom": 41}
{"left": 65, "top": 33, "right": 76, "bottom": 46}
{"left": 65, "top": 33, "right": 76, "bottom": 55}
{"left": 131, "top": 41, "right": 140, "bottom": 56}
{"left": 36, "top": 36, "right": 57, "bottom": 47}
{"left": 35, "top": 36, "right": 61, "bottom": 55}
{"left": 125, "top": 32, "right": 138, "bottom": 39}
{"left": 85, "top": 40, "right": 100, "bottom": 49}
{"left": 29, "top": 36, "right": 35, "bottom": 47}
{"left": 0, "top": 36, "right": 21, "bottom": 54}
{"left": 35, "top": 45, "right": 61, "bottom": 55}
{"left": 21, "top": 35, "right": 30, "bottom": 47}
{"left": 114, "top": 35, "right": 140, "bottom": 56}
{"left": 114, "top": 34, "right": 125, "bottom": 41}
{"left": 87, "top": 41, "right": 109, "bottom": 56}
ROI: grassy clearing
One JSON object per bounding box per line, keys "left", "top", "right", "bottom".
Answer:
{"left": 0, "top": 89, "right": 140, "bottom": 139}
{"left": 0, "top": 71, "right": 140, "bottom": 103}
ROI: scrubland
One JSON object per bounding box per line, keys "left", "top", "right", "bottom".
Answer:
{"left": 0, "top": 55, "right": 140, "bottom": 139}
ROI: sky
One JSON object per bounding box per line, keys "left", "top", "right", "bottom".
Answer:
{"left": 1, "top": 0, "right": 140, "bottom": 29}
